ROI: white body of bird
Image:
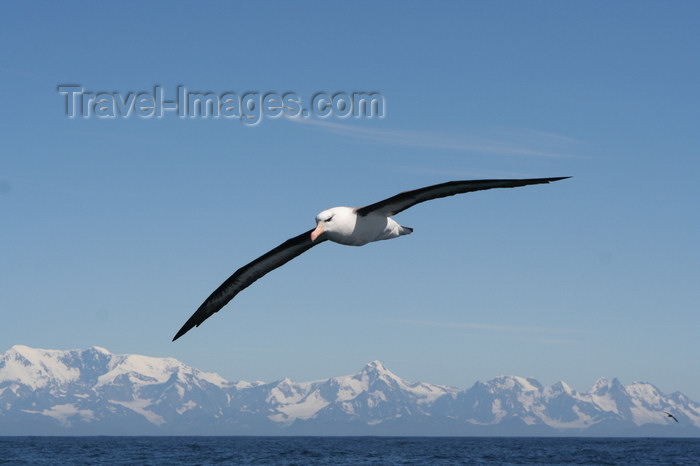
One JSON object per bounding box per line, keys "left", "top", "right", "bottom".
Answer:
{"left": 312, "top": 207, "right": 413, "bottom": 246}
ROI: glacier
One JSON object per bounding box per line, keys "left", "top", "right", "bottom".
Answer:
{"left": 1, "top": 345, "right": 698, "bottom": 436}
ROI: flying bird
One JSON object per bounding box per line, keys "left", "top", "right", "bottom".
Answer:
{"left": 664, "top": 411, "right": 679, "bottom": 423}
{"left": 173, "top": 177, "right": 569, "bottom": 340}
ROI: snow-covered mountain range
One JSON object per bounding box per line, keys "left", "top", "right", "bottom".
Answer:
{"left": 1, "top": 345, "right": 698, "bottom": 436}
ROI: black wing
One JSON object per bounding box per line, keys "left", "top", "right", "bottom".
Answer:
{"left": 355, "top": 177, "right": 570, "bottom": 217}
{"left": 173, "top": 229, "right": 327, "bottom": 341}
{"left": 664, "top": 411, "right": 679, "bottom": 423}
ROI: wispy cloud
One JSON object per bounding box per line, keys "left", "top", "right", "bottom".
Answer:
{"left": 0, "top": 178, "right": 11, "bottom": 196}
{"left": 59, "top": 187, "right": 141, "bottom": 199}
{"left": 374, "top": 164, "right": 540, "bottom": 180}
{"left": 392, "top": 319, "right": 581, "bottom": 335}
{"left": 392, "top": 319, "right": 580, "bottom": 345}
{"left": 288, "top": 118, "right": 583, "bottom": 159}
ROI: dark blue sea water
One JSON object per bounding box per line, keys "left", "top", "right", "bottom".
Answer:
{"left": 1, "top": 437, "right": 699, "bottom": 465}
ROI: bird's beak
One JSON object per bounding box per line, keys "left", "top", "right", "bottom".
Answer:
{"left": 310, "top": 222, "right": 324, "bottom": 241}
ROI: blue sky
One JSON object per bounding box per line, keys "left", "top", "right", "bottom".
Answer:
{"left": 2, "top": 1, "right": 699, "bottom": 400}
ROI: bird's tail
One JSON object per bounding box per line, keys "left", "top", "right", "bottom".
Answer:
{"left": 399, "top": 226, "right": 413, "bottom": 236}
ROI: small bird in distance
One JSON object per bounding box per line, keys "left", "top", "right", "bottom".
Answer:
{"left": 664, "top": 411, "right": 679, "bottom": 423}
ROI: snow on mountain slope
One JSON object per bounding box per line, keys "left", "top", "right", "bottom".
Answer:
{"left": 241, "top": 360, "right": 459, "bottom": 425}
{"left": 587, "top": 377, "right": 626, "bottom": 414}
{"left": 0, "top": 345, "right": 231, "bottom": 431}
{"left": 1, "top": 345, "right": 699, "bottom": 435}
{"left": 0, "top": 345, "right": 82, "bottom": 390}
{"left": 327, "top": 360, "right": 458, "bottom": 408}
{"left": 94, "top": 352, "right": 227, "bottom": 389}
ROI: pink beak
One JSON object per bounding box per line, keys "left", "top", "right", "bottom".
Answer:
{"left": 310, "top": 222, "right": 324, "bottom": 241}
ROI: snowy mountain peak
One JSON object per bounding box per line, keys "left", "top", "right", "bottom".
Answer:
{"left": 365, "top": 360, "right": 387, "bottom": 371}
{"left": 7, "top": 345, "right": 58, "bottom": 361}
{"left": 361, "top": 360, "right": 396, "bottom": 379}
{"left": 329, "top": 361, "right": 399, "bottom": 396}
{"left": 351, "top": 360, "right": 404, "bottom": 386}
{"left": 1, "top": 345, "right": 80, "bottom": 389}
{"left": 87, "top": 346, "right": 111, "bottom": 354}
{"left": 9, "top": 344, "right": 34, "bottom": 353}
{"left": 367, "top": 360, "right": 391, "bottom": 371}
{"left": 486, "top": 375, "right": 542, "bottom": 392}
{"left": 547, "top": 380, "right": 574, "bottom": 396}
{"left": 1, "top": 346, "right": 699, "bottom": 436}
{"left": 591, "top": 377, "right": 626, "bottom": 395}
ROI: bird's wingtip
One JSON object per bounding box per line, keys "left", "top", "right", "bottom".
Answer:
{"left": 172, "top": 323, "right": 192, "bottom": 342}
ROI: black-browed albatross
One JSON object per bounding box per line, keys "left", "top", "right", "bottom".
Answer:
{"left": 173, "top": 177, "right": 569, "bottom": 340}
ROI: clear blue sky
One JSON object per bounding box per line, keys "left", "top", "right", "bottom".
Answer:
{"left": 2, "top": 1, "right": 699, "bottom": 400}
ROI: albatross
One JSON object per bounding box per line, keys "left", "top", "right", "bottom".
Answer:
{"left": 173, "top": 177, "right": 569, "bottom": 340}
{"left": 664, "top": 411, "right": 679, "bottom": 423}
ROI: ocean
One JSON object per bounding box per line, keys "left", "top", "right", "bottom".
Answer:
{"left": 1, "top": 436, "right": 699, "bottom": 465}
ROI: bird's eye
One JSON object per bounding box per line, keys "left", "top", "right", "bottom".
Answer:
{"left": 325, "top": 216, "right": 333, "bottom": 222}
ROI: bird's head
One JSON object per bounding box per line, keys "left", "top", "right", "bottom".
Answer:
{"left": 311, "top": 207, "right": 355, "bottom": 241}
